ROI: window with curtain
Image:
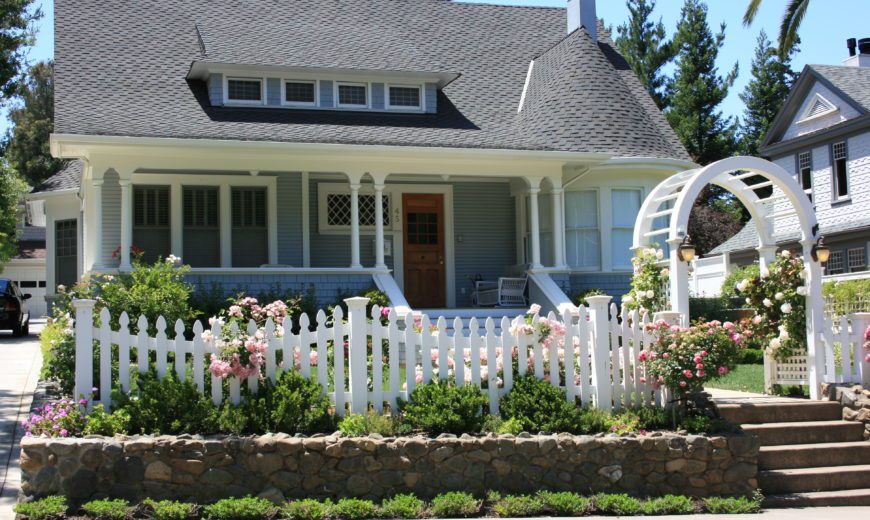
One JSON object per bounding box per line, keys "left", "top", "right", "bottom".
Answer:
{"left": 183, "top": 187, "right": 220, "bottom": 267}
{"left": 798, "top": 151, "right": 813, "bottom": 201}
{"left": 611, "top": 189, "right": 642, "bottom": 270}
{"left": 564, "top": 190, "right": 599, "bottom": 269}
{"left": 832, "top": 141, "right": 849, "bottom": 199}
{"left": 232, "top": 187, "right": 268, "bottom": 267}
{"left": 133, "top": 186, "right": 171, "bottom": 263}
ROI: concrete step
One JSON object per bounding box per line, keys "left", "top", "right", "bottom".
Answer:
{"left": 759, "top": 464, "right": 870, "bottom": 494}
{"left": 742, "top": 420, "right": 865, "bottom": 446}
{"left": 717, "top": 401, "right": 842, "bottom": 424}
{"left": 764, "top": 488, "right": 870, "bottom": 508}
{"left": 760, "top": 441, "right": 870, "bottom": 470}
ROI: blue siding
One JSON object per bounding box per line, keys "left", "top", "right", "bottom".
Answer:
{"left": 371, "top": 83, "right": 385, "bottom": 110}
{"left": 453, "top": 182, "right": 515, "bottom": 307}
{"left": 272, "top": 173, "right": 303, "bottom": 266}
{"left": 319, "top": 80, "right": 334, "bottom": 108}
{"left": 186, "top": 273, "right": 375, "bottom": 307}
{"left": 266, "top": 78, "right": 281, "bottom": 106}
{"left": 570, "top": 273, "right": 632, "bottom": 305}
{"left": 424, "top": 83, "right": 437, "bottom": 113}
{"left": 207, "top": 73, "right": 223, "bottom": 106}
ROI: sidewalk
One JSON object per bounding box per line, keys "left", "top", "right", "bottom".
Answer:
{"left": 503, "top": 508, "right": 870, "bottom": 519}
{"left": 0, "top": 321, "right": 44, "bottom": 519}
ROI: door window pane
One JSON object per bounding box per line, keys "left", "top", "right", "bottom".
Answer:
{"left": 232, "top": 187, "right": 268, "bottom": 267}
{"left": 183, "top": 187, "right": 220, "bottom": 267}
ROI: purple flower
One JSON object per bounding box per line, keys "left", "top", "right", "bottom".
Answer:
{"left": 91, "top": 387, "right": 98, "bottom": 394}
{"left": 78, "top": 398, "right": 88, "bottom": 406}
{"left": 59, "top": 429, "right": 69, "bottom": 437}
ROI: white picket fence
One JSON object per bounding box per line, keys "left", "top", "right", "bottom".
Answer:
{"left": 768, "top": 312, "right": 870, "bottom": 389}
{"left": 72, "top": 296, "right": 667, "bottom": 415}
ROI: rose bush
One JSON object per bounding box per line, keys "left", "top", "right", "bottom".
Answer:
{"left": 732, "top": 251, "right": 807, "bottom": 360}
{"left": 639, "top": 319, "right": 746, "bottom": 400}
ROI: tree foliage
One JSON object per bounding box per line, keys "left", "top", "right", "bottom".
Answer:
{"left": 665, "top": 0, "right": 738, "bottom": 166}
{"left": 615, "top": 0, "right": 676, "bottom": 109}
{"left": 0, "top": 0, "right": 41, "bottom": 101}
{"left": 4, "top": 60, "right": 63, "bottom": 187}
{"left": 739, "top": 31, "right": 797, "bottom": 155}
{"left": 687, "top": 197, "right": 745, "bottom": 256}
{"left": 744, "top": 0, "right": 810, "bottom": 59}
{"left": 0, "top": 165, "right": 26, "bottom": 269}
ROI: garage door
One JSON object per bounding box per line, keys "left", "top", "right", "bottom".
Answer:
{"left": 16, "top": 280, "right": 48, "bottom": 317}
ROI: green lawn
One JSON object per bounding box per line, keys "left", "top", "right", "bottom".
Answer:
{"left": 705, "top": 364, "right": 765, "bottom": 394}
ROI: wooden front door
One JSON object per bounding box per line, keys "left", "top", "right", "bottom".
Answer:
{"left": 403, "top": 193, "right": 446, "bottom": 308}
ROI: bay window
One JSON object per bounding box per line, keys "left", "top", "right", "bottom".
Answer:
{"left": 611, "top": 189, "right": 642, "bottom": 270}
{"left": 564, "top": 190, "right": 600, "bottom": 270}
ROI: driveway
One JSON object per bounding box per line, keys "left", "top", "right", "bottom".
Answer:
{"left": 0, "top": 320, "right": 44, "bottom": 519}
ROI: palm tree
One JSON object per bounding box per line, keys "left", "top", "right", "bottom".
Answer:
{"left": 743, "top": 0, "right": 809, "bottom": 58}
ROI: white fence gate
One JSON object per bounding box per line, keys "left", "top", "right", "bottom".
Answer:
{"left": 72, "top": 296, "right": 666, "bottom": 415}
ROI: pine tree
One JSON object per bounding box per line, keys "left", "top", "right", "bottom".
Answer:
{"left": 665, "top": 0, "right": 738, "bottom": 165}
{"left": 615, "top": 0, "right": 675, "bottom": 109}
{"left": 3, "top": 61, "right": 64, "bottom": 187}
{"left": 739, "top": 31, "right": 797, "bottom": 156}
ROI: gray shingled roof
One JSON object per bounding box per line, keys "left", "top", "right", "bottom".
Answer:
{"left": 811, "top": 64, "right": 870, "bottom": 112}
{"left": 710, "top": 217, "right": 870, "bottom": 255}
{"left": 54, "top": 0, "right": 690, "bottom": 161}
{"left": 33, "top": 161, "right": 81, "bottom": 193}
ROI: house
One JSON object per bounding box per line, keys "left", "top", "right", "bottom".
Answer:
{"left": 30, "top": 0, "right": 692, "bottom": 315}
{"left": 702, "top": 38, "right": 870, "bottom": 294}
{"left": 1, "top": 205, "right": 48, "bottom": 317}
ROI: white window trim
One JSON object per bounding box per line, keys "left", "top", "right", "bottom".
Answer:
{"left": 281, "top": 79, "right": 319, "bottom": 107}
{"left": 831, "top": 141, "right": 851, "bottom": 202}
{"left": 386, "top": 83, "right": 424, "bottom": 112}
{"left": 564, "top": 188, "right": 601, "bottom": 272}
{"left": 318, "top": 183, "right": 392, "bottom": 235}
{"left": 797, "top": 151, "right": 813, "bottom": 199}
{"left": 847, "top": 247, "right": 866, "bottom": 272}
{"left": 130, "top": 173, "right": 278, "bottom": 268}
{"left": 223, "top": 76, "right": 266, "bottom": 106}
{"left": 335, "top": 81, "right": 370, "bottom": 109}
{"left": 797, "top": 93, "right": 839, "bottom": 124}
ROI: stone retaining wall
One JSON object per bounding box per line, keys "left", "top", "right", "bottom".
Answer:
{"left": 20, "top": 432, "right": 759, "bottom": 504}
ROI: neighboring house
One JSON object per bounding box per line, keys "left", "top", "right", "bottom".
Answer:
{"left": 2, "top": 221, "right": 48, "bottom": 318}
{"left": 703, "top": 38, "right": 870, "bottom": 294}
{"left": 29, "top": 0, "right": 692, "bottom": 315}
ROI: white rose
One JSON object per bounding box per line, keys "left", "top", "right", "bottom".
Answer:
{"left": 646, "top": 290, "right": 655, "bottom": 299}
{"left": 745, "top": 297, "right": 751, "bottom": 305}
{"left": 623, "top": 295, "right": 634, "bottom": 303}
{"left": 775, "top": 292, "right": 784, "bottom": 301}
{"left": 769, "top": 338, "right": 781, "bottom": 350}
{"left": 779, "top": 329, "right": 789, "bottom": 340}
{"left": 763, "top": 298, "right": 773, "bottom": 308}
{"left": 796, "top": 286, "right": 807, "bottom": 296}
{"left": 760, "top": 267, "right": 770, "bottom": 278}
{"left": 661, "top": 268, "right": 669, "bottom": 277}
{"left": 752, "top": 315, "right": 763, "bottom": 325}
{"left": 799, "top": 269, "right": 807, "bottom": 280}
{"left": 655, "top": 250, "right": 664, "bottom": 260}
{"left": 781, "top": 250, "right": 791, "bottom": 258}
{"left": 781, "top": 303, "right": 792, "bottom": 314}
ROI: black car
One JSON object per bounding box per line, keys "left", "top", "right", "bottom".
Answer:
{"left": 0, "top": 278, "right": 31, "bottom": 336}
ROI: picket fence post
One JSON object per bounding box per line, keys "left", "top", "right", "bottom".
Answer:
{"left": 72, "top": 299, "right": 97, "bottom": 406}
{"left": 586, "top": 295, "right": 613, "bottom": 412}
{"left": 345, "top": 297, "right": 370, "bottom": 414}
{"left": 854, "top": 313, "right": 870, "bottom": 388}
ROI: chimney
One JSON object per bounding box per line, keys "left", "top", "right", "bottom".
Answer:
{"left": 567, "top": 0, "right": 597, "bottom": 41}
{"left": 843, "top": 37, "right": 870, "bottom": 67}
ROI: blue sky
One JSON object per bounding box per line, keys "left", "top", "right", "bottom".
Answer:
{"left": 4, "top": 0, "right": 869, "bottom": 134}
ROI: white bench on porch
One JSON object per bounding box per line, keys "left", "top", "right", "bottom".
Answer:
{"left": 473, "top": 277, "right": 528, "bottom": 308}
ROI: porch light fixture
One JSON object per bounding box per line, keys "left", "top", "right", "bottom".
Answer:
{"left": 677, "top": 235, "right": 696, "bottom": 264}
{"left": 811, "top": 236, "right": 830, "bottom": 263}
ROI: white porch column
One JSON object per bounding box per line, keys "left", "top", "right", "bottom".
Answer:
{"left": 119, "top": 178, "right": 133, "bottom": 270}
{"left": 801, "top": 238, "right": 825, "bottom": 400}
{"left": 91, "top": 179, "right": 104, "bottom": 270}
{"left": 559, "top": 189, "right": 568, "bottom": 268}
{"left": 551, "top": 186, "right": 565, "bottom": 269}
{"left": 757, "top": 245, "right": 778, "bottom": 271}
{"left": 528, "top": 186, "right": 542, "bottom": 269}
{"left": 373, "top": 183, "right": 386, "bottom": 269}
{"left": 667, "top": 236, "right": 689, "bottom": 325}
{"left": 350, "top": 183, "right": 362, "bottom": 268}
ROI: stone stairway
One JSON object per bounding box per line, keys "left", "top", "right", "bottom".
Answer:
{"left": 718, "top": 399, "right": 870, "bottom": 507}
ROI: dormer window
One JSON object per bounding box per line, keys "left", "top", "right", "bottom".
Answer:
{"left": 387, "top": 85, "right": 421, "bottom": 110}
{"left": 226, "top": 78, "right": 263, "bottom": 104}
{"left": 337, "top": 82, "right": 368, "bottom": 108}
{"left": 284, "top": 80, "right": 317, "bottom": 106}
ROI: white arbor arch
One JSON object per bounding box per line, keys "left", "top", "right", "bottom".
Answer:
{"left": 633, "top": 156, "right": 826, "bottom": 398}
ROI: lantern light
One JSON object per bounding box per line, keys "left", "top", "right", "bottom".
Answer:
{"left": 677, "top": 234, "right": 696, "bottom": 264}
{"left": 811, "top": 236, "right": 830, "bottom": 263}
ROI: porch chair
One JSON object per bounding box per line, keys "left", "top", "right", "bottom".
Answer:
{"left": 474, "top": 277, "right": 528, "bottom": 308}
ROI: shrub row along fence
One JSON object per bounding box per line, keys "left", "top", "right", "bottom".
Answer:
{"left": 768, "top": 312, "right": 870, "bottom": 389}
{"left": 72, "top": 296, "right": 670, "bottom": 415}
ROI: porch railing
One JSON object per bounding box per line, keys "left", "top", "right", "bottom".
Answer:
{"left": 72, "top": 295, "right": 666, "bottom": 415}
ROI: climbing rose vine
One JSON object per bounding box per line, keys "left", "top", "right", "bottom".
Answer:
{"left": 733, "top": 251, "right": 807, "bottom": 361}
{"left": 623, "top": 246, "right": 668, "bottom": 316}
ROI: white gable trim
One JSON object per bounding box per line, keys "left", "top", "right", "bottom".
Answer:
{"left": 797, "top": 93, "right": 839, "bottom": 124}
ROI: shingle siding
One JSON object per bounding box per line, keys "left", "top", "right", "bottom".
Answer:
{"left": 207, "top": 73, "right": 223, "bottom": 106}
{"left": 319, "top": 80, "right": 334, "bottom": 108}
{"left": 424, "top": 83, "right": 437, "bottom": 113}
{"left": 185, "top": 273, "right": 374, "bottom": 307}
{"left": 453, "top": 182, "right": 515, "bottom": 307}
{"left": 273, "top": 173, "right": 303, "bottom": 266}
{"left": 266, "top": 78, "right": 281, "bottom": 106}
{"left": 371, "top": 83, "right": 385, "bottom": 110}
